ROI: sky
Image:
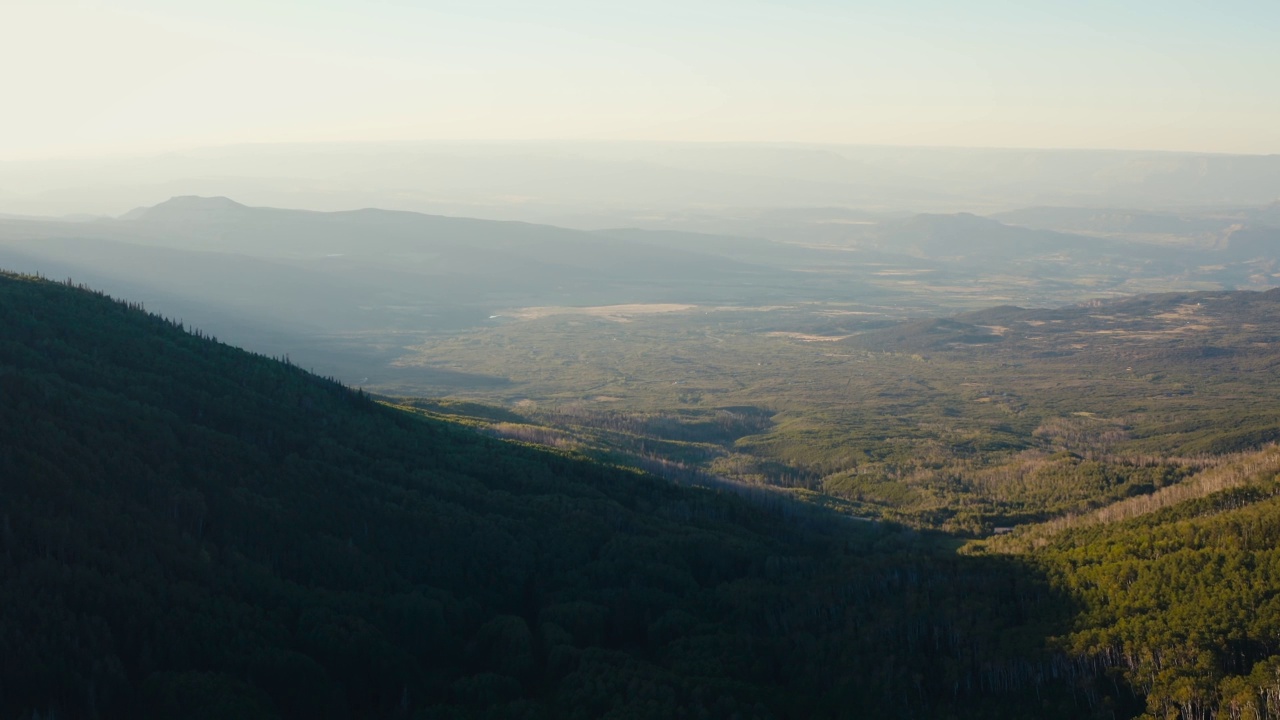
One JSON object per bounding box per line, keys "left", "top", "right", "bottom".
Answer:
{"left": 4, "top": 0, "right": 1279, "bottom": 160}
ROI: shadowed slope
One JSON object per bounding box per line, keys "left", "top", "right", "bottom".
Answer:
{"left": 0, "top": 272, "right": 1076, "bottom": 719}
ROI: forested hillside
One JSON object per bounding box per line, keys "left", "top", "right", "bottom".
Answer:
{"left": 0, "top": 273, "right": 1077, "bottom": 719}
{"left": 12, "top": 270, "right": 1280, "bottom": 719}
{"left": 976, "top": 446, "right": 1280, "bottom": 720}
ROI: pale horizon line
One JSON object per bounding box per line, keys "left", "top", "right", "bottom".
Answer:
{"left": 5, "top": 137, "right": 1279, "bottom": 164}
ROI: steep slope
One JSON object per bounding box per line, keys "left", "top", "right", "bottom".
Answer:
{"left": 976, "top": 447, "right": 1280, "bottom": 720}
{"left": 0, "top": 273, "right": 1074, "bottom": 719}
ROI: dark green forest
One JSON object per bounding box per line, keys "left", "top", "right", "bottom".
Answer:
{"left": 6, "top": 271, "right": 1280, "bottom": 719}
{"left": 0, "top": 273, "right": 1081, "bottom": 718}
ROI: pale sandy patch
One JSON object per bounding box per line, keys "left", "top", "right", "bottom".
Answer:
{"left": 509, "top": 304, "right": 696, "bottom": 322}
{"left": 766, "top": 332, "right": 852, "bottom": 342}
{"left": 1154, "top": 304, "right": 1209, "bottom": 321}
{"left": 709, "top": 305, "right": 795, "bottom": 312}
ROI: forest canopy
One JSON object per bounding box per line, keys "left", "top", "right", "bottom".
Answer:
{"left": 6, "top": 271, "right": 1280, "bottom": 719}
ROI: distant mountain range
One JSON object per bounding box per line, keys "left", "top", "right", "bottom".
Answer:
{"left": 0, "top": 197, "right": 791, "bottom": 340}
{"left": 2, "top": 195, "right": 1278, "bottom": 387}
{"left": 2, "top": 142, "right": 1279, "bottom": 220}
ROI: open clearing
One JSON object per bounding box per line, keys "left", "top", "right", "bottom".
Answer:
{"left": 507, "top": 304, "right": 697, "bottom": 321}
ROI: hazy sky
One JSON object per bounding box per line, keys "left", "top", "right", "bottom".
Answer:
{"left": 5, "top": 0, "right": 1279, "bottom": 160}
